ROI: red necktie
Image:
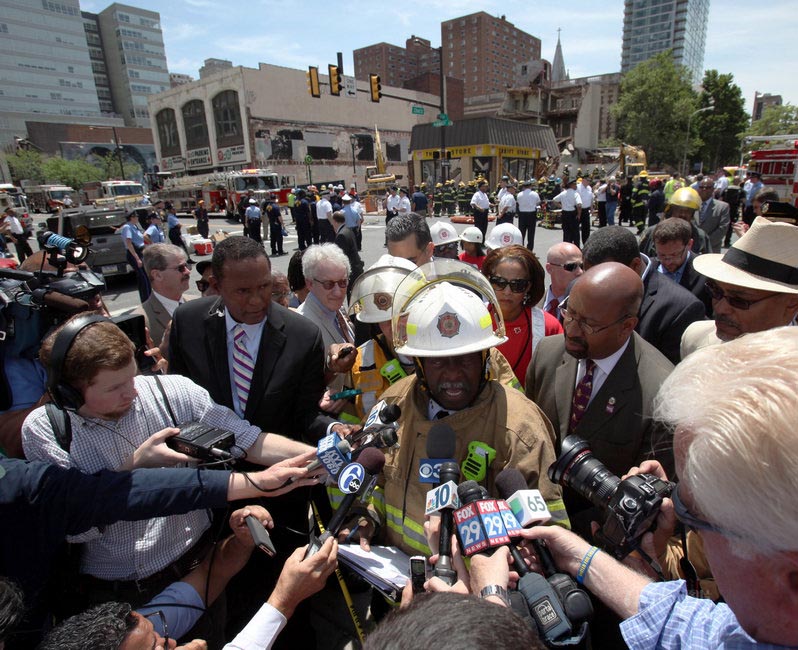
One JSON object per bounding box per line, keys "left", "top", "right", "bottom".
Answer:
{"left": 546, "top": 297, "right": 559, "bottom": 317}
{"left": 569, "top": 359, "right": 596, "bottom": 433}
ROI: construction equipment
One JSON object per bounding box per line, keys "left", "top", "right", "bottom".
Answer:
{"left": 365, "top": 126, "right": 397, "bottom": 194}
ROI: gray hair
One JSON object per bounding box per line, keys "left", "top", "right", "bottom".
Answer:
{"left": 142, "top": 243, "right": 185, "bottom": 277}
{"left": 301, "top": 243, "right": 350, "bottom": 279}
{"left": 654, "top": 327, "right": 798, "bottom": 555}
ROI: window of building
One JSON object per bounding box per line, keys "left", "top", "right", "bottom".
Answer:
{"left": 0, "top": 23, "right": 7, "bottom": 33}
{"left": 212, "top": 90, "right": 243, "bottom": 142}
{"left": 156, "top": 108, "right": 180, "bottom": 155}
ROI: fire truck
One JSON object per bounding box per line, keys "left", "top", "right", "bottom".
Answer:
{"left": 21, "top": 184, "right": 78, "bottom": 213}
{"left": 81, "top": 180, "right": 145, "bottom": 209}
{"left": 155, "top": 169, "right": 297, "bottom": 215}
{"left": 746, "top": 135, "right": 798, "bottom": 207}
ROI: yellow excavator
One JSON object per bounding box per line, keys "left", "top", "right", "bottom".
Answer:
{"left": 365, "top": 126, "right": 398, "bottom": 193}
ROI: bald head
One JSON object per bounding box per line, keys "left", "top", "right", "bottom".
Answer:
{"left": 546, "top": 242, "right": 584, "bottom": 296}
{"left": 563, "top": 262, "right": 642, "bottom": 360}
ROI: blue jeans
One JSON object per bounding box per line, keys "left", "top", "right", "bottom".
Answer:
{"left": 606, "top": 201, "right": 617, "bottom": 225}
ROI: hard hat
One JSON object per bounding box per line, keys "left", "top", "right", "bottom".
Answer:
{"left": 430, "top": 221, "right": 458, "bottom": 246}
{"left": 198, "top": 199, "right": 204, "bottom": 204}
{"left": 248, "top": 198, "right": 257, "bottom": 204}
{"left": 485, "top": 223, "right": 523, "bottom": 251}
{"left": 459, "top": 181, "right": 465, "bottom": 187}
{"left": 669, "top": 187, "right": 702, "bottom": 211}
{"left": 460, "top": 226, "right": 483, "bottom": 244}
{"left": 336, "top": 184, "right": 344, "bottom": 190}
{"left": 348, "top": 255, "right": 416, "bottom": 323}
{"left": 435, "top": 183, "right": 442, "bottom": 188}
{"left": 320, "top": 185, "right": 327, "bottom": 191}
{"left": 639, "top": 170, "right": 649, "bottom": 177}
{"left": 395, "top": 281, "right": 507, "bottom": 357}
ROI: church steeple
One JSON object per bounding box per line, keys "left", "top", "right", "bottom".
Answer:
{"left": 552, "top": 28, "right": 567, "bottom": 82}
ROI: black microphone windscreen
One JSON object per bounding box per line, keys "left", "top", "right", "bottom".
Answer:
{"left": 380, "top": 403, "right": 401, "bottom": 423}
{"left": 457, "top": 480, "right": 483, "bottom": 504}
{"left": 41, "top": 291, "right": 91, "bottom": 314}
{"left": 355, "top": 447, "right": 386, "bottom": 474}
{"left": 494, "top": 468, "right": 528, "bottom": 500}
{"left": 426, "top": 422, "right": 457, "bottom": 459}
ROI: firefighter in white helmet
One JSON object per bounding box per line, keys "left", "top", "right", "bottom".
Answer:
{"left": 338, "top": 266, "right": 568, "bottom": 556}
{"left": 429, "top": 221, "right": 460, "bottom": 260}
{"left": 458, "top": 225, "right": 486, "bottom": 269}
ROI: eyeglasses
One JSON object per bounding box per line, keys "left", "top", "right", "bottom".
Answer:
{"left": 560, "top": 299, "right": 632, "bottom": 335}
{"left": 489, "top": 276, "right": 530, "bottom": 293}
{"left": 705, "top": 279, "right": 781, "bottom": 311}
{"left": 165, "top": 263, "right": 190, "bottom": 273}
{"left": 196, "top": 280, "right": 210, "bottom": 292}
{"left": 549, "top": 261, "right": 584, "bottom": 272}
{"left": 143, "top": 610, "right": 169, "bottom": 648}
{"left": 698, "top": 184, "right": 714, "bottom": 190}
{"left": 656, "top": 245, "right": 688, "bottom": 262}
{"left": 672, "top": 483, "right": 728, "bottom": 535}
{"left": 435, "top": 243, "right": 459, "bottom": 253}
{"left": 314, "top": 278, "right": 348, "bottom": 290}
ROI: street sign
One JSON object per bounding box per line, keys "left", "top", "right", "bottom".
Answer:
{"left": 438, "top": 113, "right": 448, "bottom": 120}
{"left": 304, "top": 154, "right": 313, "bottom": 164}
{"left": 412, "top": 105, "right": 425, "bottom": 115}
{"left": 432, "top": 119, "right": 453, "bottom": 127}
{"left": 343, "top": 76, "right": 356, "bottom": 98}
{"left": 441, "top": 161, "right": 451, "bottom": 167}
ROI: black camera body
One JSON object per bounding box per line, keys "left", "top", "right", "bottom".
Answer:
{"left": 166, "top": 422, "right": 236, "bottom": 461}
{"left": 549, "top": 435, "right": 673, "bottom": 559}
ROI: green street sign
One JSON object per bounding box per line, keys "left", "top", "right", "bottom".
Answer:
{"left": 432, "top": 118, "right": 453, "bottom": 127}
{"left": 412, "top": 105, "right": 425, "bottom": 115}
{"left": 437, "top": 112, "right": 448, "bottom": 120}
{"left": 304, "top": 154, "right": 313, "bottom": 164}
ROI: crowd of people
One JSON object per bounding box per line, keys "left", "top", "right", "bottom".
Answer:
{"left": 0, "top": 161, "right": 796, "bottom": 650}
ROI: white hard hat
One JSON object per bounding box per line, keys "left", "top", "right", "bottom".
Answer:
{"left": 459, "top": 226, "right": 483, "bottom": 244}
{"left": 248, "top": 198, "right": 257, "bottom": 204}
{"left": 395, "top": 281, "right": 507, "bottom": 357}
{"left": 430, "top": 221, "right": 459, "bottom": 246}
{"left": 485, "top": 223, "right": 523, "bottom": 250}
{"left": 348, "top": 255, "right": 416, "bottom": 323}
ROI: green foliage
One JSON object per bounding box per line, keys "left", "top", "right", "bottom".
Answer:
{"left": 743, "top": 104, "right": 798, "bottom": 137}
{"left": 7, "top": 150, "right": 44, "bottom": 184}
{"left": 95, "top": 152, "right": 141, "bottom": 181}
{"left": 612, "top": 51, "right": 698, "bottom": 167}
{"left": 693, "top": 70, "right": 749, "bottom": 171}
{"left": 41, "top": 156, "right": 103, "bottom": 190}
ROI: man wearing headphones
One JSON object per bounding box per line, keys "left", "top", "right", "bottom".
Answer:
{"left": 20, "top": 314, "right": 320, "bottom": 619}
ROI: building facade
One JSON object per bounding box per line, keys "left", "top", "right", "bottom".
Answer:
{"left": 620, "top": 0, "right": 709, "bottom": 85}
{"left": 353, "top": 36, "right": 440, "bottom": 88}
{"left": 752, "top": 92, "right": 783, "bottom": 123}
{"left": 147, "top": 63, "right": 437, "bottom": 187}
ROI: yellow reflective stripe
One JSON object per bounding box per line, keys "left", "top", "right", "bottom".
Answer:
{"left": 545, "top": 499, "right": 571, "bottom": 530}
{"left": 385, "top": 504, "right": 430, "bottom": 554}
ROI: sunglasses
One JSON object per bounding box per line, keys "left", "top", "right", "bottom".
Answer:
{"left": 550, "top": 261, "right": 584, "bottom": 272}
{"left": 196, "top": 280, "right": 210, "bottom": 292}
{"left": 672, "top": 483, "right": 729, "bottom": 536}
{"left": 705, "top": 279, "right": 780, "bottom": 311}
{"left": 314, "top": 278, "right": 348, "bottom": 290}
{"left": 489, "top": 276, "right": 530, "bottom": 293}
{"left": 165, "top": 263, "right": 190, "bottom": 273}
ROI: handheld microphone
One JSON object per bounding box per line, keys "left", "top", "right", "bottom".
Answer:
{"left": 350, "top": 426, "right": 399, "bottom": 459}
{"left": 306, "top": 432, "right": 353, "bottom": 476}
{"left": 431, "top": 461, "right": 460, "bottom": 585}
{"left": 305, "top": 447, "right": 386, "bottom": 558}
{"left": 419, "top": 422, "right": 457, "bottom": 484}
{"left": 453, "top": 481, "right": 522, "bottom": 560}
{"left": 348, "top": 401, "right": 402, "bottom": 446}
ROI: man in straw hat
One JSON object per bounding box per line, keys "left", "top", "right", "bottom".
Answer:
{"left": 680, "top": 216, "right": 798, "bottom": 358}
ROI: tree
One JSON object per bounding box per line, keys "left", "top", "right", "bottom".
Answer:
{"left": 743, "top": 104, "right": 798, "bottom": 137}
{"left": 612, "top": 51, "right": 698, "bottom": 168}
{"left": 6, "top": 149, "right": 44, "bottom": 185}
{"left": 41, "top": 156, "right": 104, "bottom": 190}
{"left": 693, "top": 70, "right": 749, "bottom": 171}
{"left": 94, "top": 152, "right": 141, "bottom": 182}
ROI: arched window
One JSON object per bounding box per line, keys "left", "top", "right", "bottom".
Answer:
{"left": 182, "top": 100, "right": 209, "bottom": 150}
{"left": 212, "top": 90, "right": 243, "bottom": 147}
{"left": 156, "top": 108, "right": 180, "bottom": 156}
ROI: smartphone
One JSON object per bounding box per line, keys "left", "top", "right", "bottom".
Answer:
{"left": 246, "top": 515, "right": 276, "bottom": 557}
{"left": 337, "top": 346, "right": 355, "bottom": 359}
{"left": 112, "top": 313, "right": 156, "bottom": 371}
{"left": 330, "top": 387, "right": 362, "bottom": 401}
{"left": 410, "top": 555, "right": 427, "bottom": 594}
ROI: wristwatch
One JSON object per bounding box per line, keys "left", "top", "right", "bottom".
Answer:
{"left": 479, "top": 584, "right": 511, "bottom": 607}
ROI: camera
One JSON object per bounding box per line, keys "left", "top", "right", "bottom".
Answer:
{"left": 166, "top": 422, "right": 236, "bottom": 461}
{"left": 548, "top": 435, "right": 673, "bottom": 559}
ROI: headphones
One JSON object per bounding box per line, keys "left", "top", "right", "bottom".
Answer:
{"left": 47, "top": 314, "right": 110, "bottom": 411}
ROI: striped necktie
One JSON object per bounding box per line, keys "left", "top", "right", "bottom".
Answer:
{"left": 232, "top": 324, "right": 255, "bottom": 414}
{"left": 569, "top": 359, "right": 596, "bottom": 433}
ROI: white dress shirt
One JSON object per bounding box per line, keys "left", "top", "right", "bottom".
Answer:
{"left": 516, "top": 189, "right": 541, "bottom": 212}
{"left": 386, "top": 194, "right": 400, "bottom": 212}
{"left": 498, "top": 193, "right": 516, "bottom": 216}
{"left": 151, "top": 290, "right": 182, "bottom": 317}
{"left": 317, "top": 198, "right": 333, "bottom": 223}
{"left": 223, "top": 602, "right": 287, "bottom": 650}
{"left": 576, "top": 184, "right": 594, "bottom": 211}
{"left": 575, "top": 338, "right": 631, "bottom": 405}
{"left": 552, "top": 189, "right": 582, "bottom": 211}
{"left": 225, "top": 308, "right": 267, "bottom": 418}
{"left": 398, "top": 195, "right": 411, "bottom": 215}
{"left": 470, "top": 190, "right": 490, "bottom": 210}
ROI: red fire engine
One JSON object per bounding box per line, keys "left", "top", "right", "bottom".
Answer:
{"left": 746, "top": 136, "right": 798, "bottom": 207}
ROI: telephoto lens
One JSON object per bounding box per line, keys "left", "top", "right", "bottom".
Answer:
{"left": 547, "top": 435, "right": 621, "bottom": 507}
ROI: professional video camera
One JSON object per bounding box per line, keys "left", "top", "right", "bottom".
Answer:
{"left": 548, "top": 435, "right": 673, "bottom": 560}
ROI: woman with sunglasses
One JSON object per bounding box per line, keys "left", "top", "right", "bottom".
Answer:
{"left": 482, "top": 245, "right": 562, "bottom": 388}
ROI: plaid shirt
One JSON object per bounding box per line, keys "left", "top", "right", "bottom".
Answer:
{"left": 621, "top": 580, "right": 791, "bottom": 649}
{"left": 22, "top": 375, "right": 261, "bottom": 580}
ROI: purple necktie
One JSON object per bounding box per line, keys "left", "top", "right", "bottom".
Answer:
{"left": 569, "top": 359, "right": 596, "bottom": 433}
{"left": 232, "top": 325, "right": 255, "bottom": 413}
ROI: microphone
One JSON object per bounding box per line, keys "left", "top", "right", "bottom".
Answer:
{"left": 350, "top": 426, "right": 399, "bottom": 459}
{"left": 419, "top": 422, "right": 457, "bottom": 484}
{"left": 494, "top": 468, "right": 552, "bottom": 528}
{"left": 305, "top": 447, "right": 386, "bottom": 558}
{"left": 431, "top": 461, "right": 460, "bottom": 585}
{"left": 33, "top": 288, "right": 90, "bottom": 314}
{"left": 307, "top": 432, "right": 353, "bottom": 476}
{"left": 348, "top": 400, "right": 401, "bottom": 446}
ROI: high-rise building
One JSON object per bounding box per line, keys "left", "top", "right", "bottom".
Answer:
{"left": 353, "top": 36, "right": 440, "bottom": 88}
{"left": 94, "top": 3, "right": 170, "bottom": 128}
{"left": 441, "top": 13, "right": 541, "bottom": 100}
{"left": 621, "top": 0, "right": 709, "bottom": 85}
{"left": 199, "top": 58, "right": 233, "bottom": 79}
{"left": 752, "top": 92, "right": 783, "bottom": 123}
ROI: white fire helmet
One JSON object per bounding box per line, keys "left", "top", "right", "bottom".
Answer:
{"left": 348, "top": 255, "right": 416, "bottom": 324}
{"left": 485, "top": 223, "right": 523, "bottom": 250}
{"left": 459, "top": 226, "right": 483, "bottom": 244}
{"left": 430, "top": 221, "right": 459, "bottom": 247}
{"left": 394, "top": 280, "right": 507, "bottom": 357}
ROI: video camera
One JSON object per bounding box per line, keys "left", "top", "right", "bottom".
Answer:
{"left": 548, "top": 435, "right": 673, "bottom": 560}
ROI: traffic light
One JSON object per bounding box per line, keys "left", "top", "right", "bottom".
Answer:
{"left": 307, "top": 66, "right": 321, "bottom": 98}
{"left": 328, "top": 64, "right": 342, "bottom": 96}
{"left": 369, "top": 74, "right": 382, "bottom": 102}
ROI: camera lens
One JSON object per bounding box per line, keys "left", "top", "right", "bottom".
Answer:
{"left": 548, "top": 435, "right": 621, "bottom": 507}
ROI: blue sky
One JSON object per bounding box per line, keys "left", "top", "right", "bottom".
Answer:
{"left": 84, "top": 0, "right": 798, "bottom": 113}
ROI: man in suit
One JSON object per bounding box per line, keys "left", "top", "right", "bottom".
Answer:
{"left": 695, "top": 179, "right": 731, "bottom": 252}
{"left": 137, "top": 243, "right": 190, "bottom": 347}
{"left": 681, "top": 216, "right": 798, "bottom": 358}
{"left": 582, "top": 226, "right": 705, "bottom": 364}
{"left": 331, "top": 210, "right": 363, "bottom": 292}
{"left": 651, "top": 217, "right": 712, "bottom": 316}
{"left": 526, "top": 262, "right": 674, "bottom": 533}
{"left": 543, "top": 242, "right": 584, "bottom": 319}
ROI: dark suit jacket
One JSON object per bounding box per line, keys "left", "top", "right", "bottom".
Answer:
{"left": 168, "top": 297, "right": 332, "bottom": 442}
{"left": 651, "top": 252, "right": 712, "bottom": 317}
{"left": 638, "top": 267, "right": 706, "bottom": 365}
{"left": 334, "top": 226, "right": 363, "bottom": 282}
{"left": 526, "top": 332, "right": 674, "bottom": 529}
{"left": 697, "top": 198, "right": 730, "bottom": 253}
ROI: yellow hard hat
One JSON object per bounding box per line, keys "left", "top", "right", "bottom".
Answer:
{"left": 669, "top": 187, "right": 701, "bottom": 211}
{"left": 435, "top": 182, "right": 442, "bottom": 188}
{"left": 459, "top": 181, "right": 465, "bottom": 187}
{"left": 639, "top": 170, "right": 649, "bottom": 178}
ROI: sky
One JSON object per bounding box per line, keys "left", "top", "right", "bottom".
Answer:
{"left": 83, "top": 0, "right": 798, "bottom": 113}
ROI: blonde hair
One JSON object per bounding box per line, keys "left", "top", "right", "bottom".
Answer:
{"left": 654, "top": 327, "right": 798, "bottom": 554}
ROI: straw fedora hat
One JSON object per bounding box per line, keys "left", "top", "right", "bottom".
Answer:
{"left": 692, "top": 216, "right": 798, "bottom": 295}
